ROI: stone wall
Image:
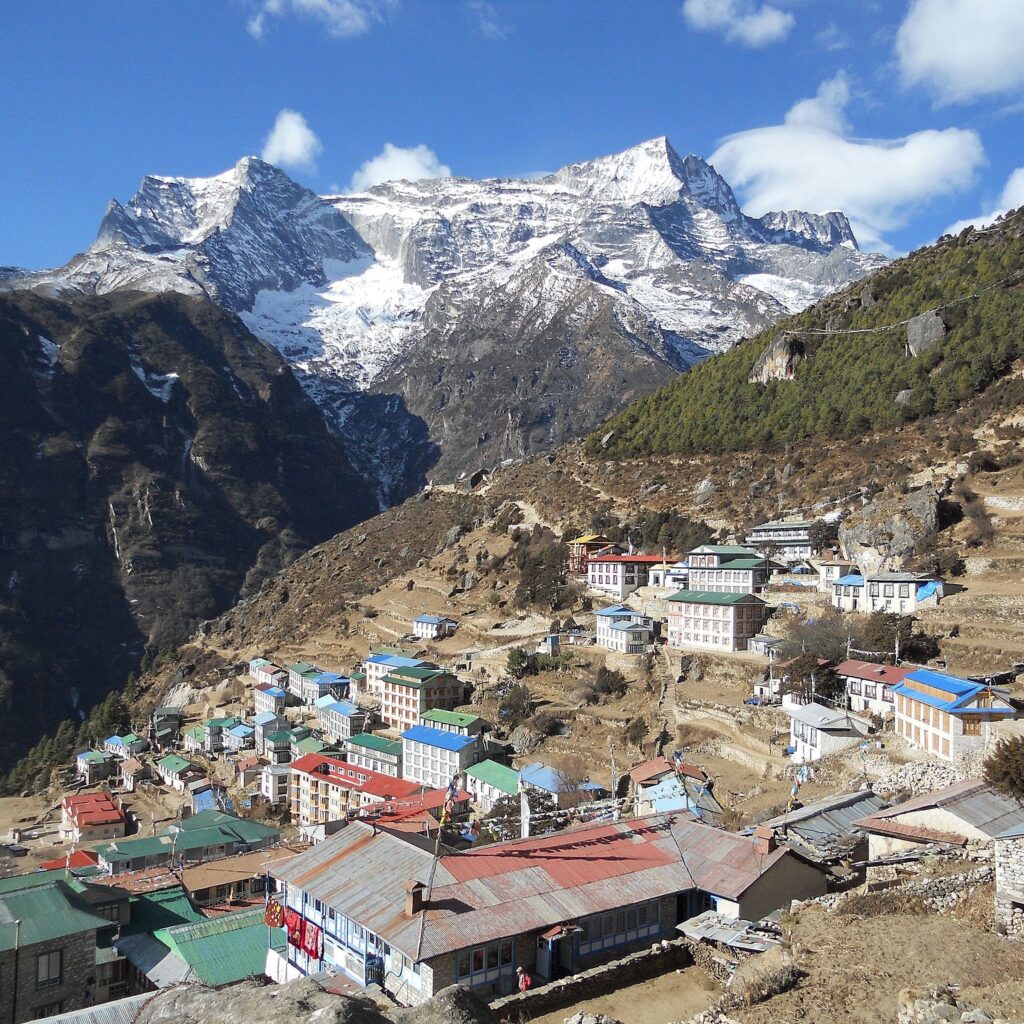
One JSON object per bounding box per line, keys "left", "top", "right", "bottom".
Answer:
{"left": 489, "top": 937, "right": 692, "bottom": 1020}
{"left": 994, "top": 834, "right": 1024, "bottom": 939}
{"left": 0, "top": 929, "right": 98, "bottom": 1024}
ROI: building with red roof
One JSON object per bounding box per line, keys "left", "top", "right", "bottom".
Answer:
{"left": 39, "top": 849, "right": 101, "bottom": 872}
{"left": 834, "top": 659, "right": 914, "bottom": 717}
{"left": 60, "top": 791, "right": 127, "bottom": 843}
{"left": 586, "top": 553, "right": 667, "bottom": 601}
{"left": 270, "top": 812, "right": 826, "bottom": 1005}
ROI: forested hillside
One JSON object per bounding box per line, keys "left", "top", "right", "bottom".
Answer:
{"left": 590, "top": 212, "right": 1024, "bottom": 458}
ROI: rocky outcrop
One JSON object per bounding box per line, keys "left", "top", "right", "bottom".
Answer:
{"left": 838, "top": 488, "right": 939, "bottom": 573}
{"left": 898, "top": 987, "right": 1005, "bottom": 1024}
{"left": 133, "top": 978, "right": 493, "bottom": 1024}
{"left": 906, "top": 311, "right": 948, "bottom": 357}
{"left": 748, "top": 334, "right": 804, "bottom": 383}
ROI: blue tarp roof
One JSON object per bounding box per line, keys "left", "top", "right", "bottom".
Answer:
{"left": 226, "top": 724, "right": 254, "bottom": 738}
{"left": 836, "top": 575, "right": 865, "bottom": 586}
{"left": 314, "top": 672, "right": 347, "bottom": 685}
{"left": 916, "top": 580, "right": 941, "bottom": 600}
{"left": 400, "top": 725, "right": 478, "bottom": 752}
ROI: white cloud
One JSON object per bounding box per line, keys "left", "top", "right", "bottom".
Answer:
{"left": 247, "top": 0, "right": 394, "bottom": 40}
{"left": 709, "top": 73, "right": 985, "bottom": 250}
{"left": 681, "top": 0, "right": 795, "bottom": 48}
{"left": 261, "top": 109, "right": 323, "bottom": 171}
{"left": 944, "top": 168, "right": 1024, "bottom": 235}
{"left": 467, "top": 0, "right": 511, "bottom": 40}
{"left": 349, "top": 143, "right": 452, "bottom": 192}
{"left": 896, "top": 0, "right": 1024, "bottom": 105}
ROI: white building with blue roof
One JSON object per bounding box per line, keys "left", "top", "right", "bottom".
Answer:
{"left": 412, "top": 614, "right": 458, "bottom": 640}
{"left": 400, "top": 724, "right": 480, "bottom": 789}
{"left": 594, "top": 605, "right": 655, "bottom": 654}
{"left": 519, "top": 762, "right": 609, "bottom": 808}
{"left": 317, "top": 697, "right": 369, "bottom": 744}
{"left": 361, "top": 652, "right": 432, "bottom": 698}
{"left": 832, "top": 571, "right": 944, "bottom": 614}
{"left": 892, "top": 668, "right": 1019, "bottom": 760}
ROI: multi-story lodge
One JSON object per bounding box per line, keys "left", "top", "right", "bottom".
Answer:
{"left": 315, "top": 697, "right": 369, "bottom": 744}
{"left": 248, "top": 657, "right": 288, "bottom": 689}
{"left": 835, "top": 660, "right": 912, "bottom": 718}
{"left": 587, "top": 554, "right": 666, "bottom": 601}
{"left": 400, "top": 725, "right": 481, "bottom": 790}
{"left": 892, "top": 669, "right": 1019, "bottom": 760}
{"left": 745, "top": 520, "right": 816, "bottom": 562}
{"left": 566, "top": 533, "right": 617, "bottom": 576}
{"left": 594, "top": 606, "right": 655, "bottom": 654}
{"left": 360, "top": 650, "right": 433, "bottom": 699}
{"left": 381, "top": 666, "right": 465, "bottom": 732}
{"left": 345, "top": 733, "right": 403, "bottom": 777}
{"left": 686, "top": 544, "right": 781, "bottom": 594}
{"left": 831, "top": 572, "right": 944, "bottom": 615}
{"left": 666, "top": 591, "right": 769, "bottom": 652}
{"left": 268, "top": 813, "right": 826, "bottom": 1005}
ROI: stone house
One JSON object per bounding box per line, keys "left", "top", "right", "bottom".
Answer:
{"left": 686, "top": 544, "right": 781, "bottom": 594}
{"left": 75, "top": 750, "right": 117, "bottom": 786}
{"left": 316, "top": 697, "right": 369, "bottom": 745}
{"left": 995, "top": 823, "right": 1024, "bottom": 939}
{"left": 268, "top": 814, "right": 826, "bottom": 1006}
{"left": 248, "top": 657, "right": 288, "bottom": 689}
{"left": 380, "top": 666, "right": 465, "bottom": 733}
{"left": 286, "top": 663, "right": 320, "bottom": 700}
{"left": 152, "top": 753, "right": 200, "bottom": 792}
{"left": 60, "top": 792, "right": 127, "bottom": 844}
{"left": 253, "top": 682, "right": 289, "bottom": 718}
{"left": 359, "top": 650, "right": 432, "bottom": 700}
{"left": 781, "top": 694, "right": 871, "bottom": 763}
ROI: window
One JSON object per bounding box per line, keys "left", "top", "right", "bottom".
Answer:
{"left": 37, "top": 950, "right": 63, "bottom": 989}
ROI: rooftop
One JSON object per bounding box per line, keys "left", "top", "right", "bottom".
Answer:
{"left": 346, "top": 732, "right": 402, "bottom": 756}
{"left": 401, "top": 725, "right": 479, "bottom": 752}
{"left": 465, "top": 759, "right": 519, "bottom": 795}
{"left": 834, "top": 660, "right": 913, "bottom": 685}
{"left": 667, "top": 589, "right": 765, "bottom": 606}
{"left": 589, "top": 553, "right": 667, "bottom": 564}
{"left": 759, "top": 790, "right": 888, "bottom": 862}
{"left": 0, "top": 879, "right": 111, "bottom": 951}
{"left": 783, "top": 700, "right": 854, "bottom": 731}
{"left": 421, "top": 709, "right": 481, "bottom": 729}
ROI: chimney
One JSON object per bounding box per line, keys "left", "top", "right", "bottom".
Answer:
{"left": 753, "top": 825, "right": 777, "bottom": 855}
{"left": 404, "top": 879, "right": 426, "bottom": 916}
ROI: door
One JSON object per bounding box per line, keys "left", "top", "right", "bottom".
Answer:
{"left": 535, "top": 936, "right": 551, "bottom": 979}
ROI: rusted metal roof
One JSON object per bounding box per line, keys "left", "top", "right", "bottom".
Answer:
{"left": 273, "top": 814, "right": 797, "bottom": 961}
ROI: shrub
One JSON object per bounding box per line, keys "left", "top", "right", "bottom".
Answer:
{"left": 593, "top": 666, "right": 629, "bottom": 699}
{"left": 984, "top": 737, "right": 1024, "bottom": 802}
{"left": 497, "top": 683, "right": 533, "bottom": 725}
{"left": 726, "top": 947, "right": 798, "bottom": 1008}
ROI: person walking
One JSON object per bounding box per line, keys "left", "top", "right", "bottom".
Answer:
{"left": 516, "top": 966, "right": 533, "bottom": 992}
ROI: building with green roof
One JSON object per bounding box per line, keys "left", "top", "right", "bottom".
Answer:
{"left": 464, "top": 759, "right": 520, "bottom": 812}
{"left": 666, "top": 588, "right": 769, "bottom": 653}
{"left": 381, "top": 666, "right": 465, "bottom": 732}
{"left": 0, "top": 876, "right": 116, "bottom": 1020}
{"left": 153, "top": 753, "right": 200, "bottom": 791}
{"left": 345, "top": 732, "right": 402, "bottom": 777}
{"left": 121, "top": 885, "right": 204, "bottom": 937}
{"left": 420, "top": 708, "right": 484, "bottom": 737}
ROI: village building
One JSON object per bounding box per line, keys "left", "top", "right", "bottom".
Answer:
{"left": 181, "top": 846, "right": 300, "bottom": 909}
{"left": 253, "top": 681, "right": 289, "bottom": 718}
{"left": 647, "top": 561, "right": 690, "bottom": 590}
{"left": 253, "top": 712, "right": 289, "bottom": 757}
{"left": 76, "top": 749, "right": 118, "bottom": 785}
{"left": 420, "top": 709, "right": 484, "bottom": 737}
{"left": 261, "top": 762, "right": 291, "bottom": 806}
{"left": 686, "top": 545, "right": 781, "bottom": 594}
{"left": 464, "top": 760, "right": 519, "bottom": 813}
{"left": 119, "top": 756, "right": 150, "bottom": 793}
{"left": 747, "top": 634, "right": 784, "bottom": 659}
{"left": 148, "top": 707, "right": 182, "bottom": 752}
{"left": 248, "top": 657, "right": 288, "bottom": 689}
{"left": 400, "top": 726, "right": 480, "bottom": 790}
{"left": 518, "top": 762, "right": 606, "bottom": 809}
{"left": 263, "top": 729, "right": 295, "bottom": 765}
{"left": 380, "top": 666, "right": 466, "bottom": 732}
{"left": 892, "top": 668, "right": 1019, "bottom": 760}
{"left": 586, "top": 554, "right": 666, "bottom": 601}
{"left": 316, "top": 697, "right": 369, "bottom": 744}
{"left": 566, "top": 533, "right": 616, "bottom": 576}
{"left": 287, "top": 663, "right": 320, "bottom": 699}
{"left": 628, "top": 757, "right": 719, "bottom": 822}
{"left": 835, "top": 660, "right": 912, "bottom": 718}
{"left": 288, "top": 753, "right": 423, "bottom": 827}
{"left": 152, "top": 753, "right": 200, "bottom": 792}
{"left": 995, "top": 821, "right": 1024, "bottom": 939}
{"left": 756, "top": 789, "right": 888, "bottom": 867}
{"left": 360, "top": 650, "right": 433, "bottom": 700}
{"left": 745, "top": 520, "right": 816, "bottom": 562}
{"left": 666, "top": 591, "right": 770, "bottom": 653}
{"left": 301, "top": 671, "right": 347, "bottom": 706}
{"left": 755, "top": 655, "right": 832, "bottom": 705}
{"left": 187, "top": 777, "right": 228, "bottom": 814}
{"left": 223, "top": 722, "right": 255, "bottom": 753}
{"left": 235, "top": 754, "right": 263, "bottom": 789}
{"left": 412, "top": 615, "right": 459, "bottom": 640}
{"left": 202, "top": 716, "right": 240, "bottom": 755}
{"left": 61, "top": 792, "right": 128, "bottom": 844}
{"left": 832, "top": 572, "right": 944, "bottom": 614}
{"left": 782, "top": 694, "right": 871, "bottom": 763}
{"left": 103, "top": 733, "right": 149, "bottom": 759}
{"left": 268, "top": 813, "right": 826, "bottom": 1004}
{"left": 594, "top": 606, "right": 655, "bottom": 654}
{"left": 855, "top": 779, "right": 1024, "bottom": 865}
{"left": 94, "top": 810, "right": 279, "bottom": 875}
{"left": 345, "top": 733, "right": 403, "bottom": 777}
{"left": 0, "top": 873, "right": 121, "bottom": 1023}
{"left": 815, "top": 557, "right": 857, "bottom": 594}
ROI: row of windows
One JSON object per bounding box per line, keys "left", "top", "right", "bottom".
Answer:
{"left": 456, "top": 938, "right": 514, "bottom": 981}
{"left": 848, "top": 681, "right": 893, "bottom": 700}
{"left": 578, "top": 900, "right": 661, "bottom": 956}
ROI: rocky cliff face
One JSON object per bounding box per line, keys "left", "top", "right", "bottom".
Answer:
{"left": 5, "top": 138, "right": 884, "bottom": 503}
{"left": 0, "top": 289, "right": 376, "bottom": 764}
{"left": 838, "top": 489, "right": 939, "bottom": 573}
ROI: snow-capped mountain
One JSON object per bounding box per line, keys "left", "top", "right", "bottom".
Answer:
{"left": 5, "top": 137, "right": 884, "bottom": 500}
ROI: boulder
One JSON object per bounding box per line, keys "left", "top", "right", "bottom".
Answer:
{"left": 838, "top": 488, "right": 938, "bottom": 573}
{"left": 749, "top": 334, "right": 805, "bottom": 384}
{"left": 906, "top": 311, "right": 947, "bottom": 357}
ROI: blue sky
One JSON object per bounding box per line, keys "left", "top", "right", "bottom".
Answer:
{"left": 2, "top": 0, "right": 1023, "bottom": 268}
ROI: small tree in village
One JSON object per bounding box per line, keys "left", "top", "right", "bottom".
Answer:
{"left": 777, "top": 653, "right": 843, "bottom": 704}
{"left": 482, "top": 788, "right": 566, "bottom": 842}
{"left": 984, "top": 737, "right": 1024, "bottom": 803}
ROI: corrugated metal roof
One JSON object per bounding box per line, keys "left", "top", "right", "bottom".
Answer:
{"left": 34, "top": 992, "right": 158, "bottom": 1024}
{"left": 115, "top": 931, "right": 190, "bottom": 987}
{"left": 760, "top": 790, "right": 887, "bottom": 860}
{"left": 274, "top": 814, "right": 796, "bottom": 962}
{"left": 0, "top": 881, "right": 111, "bottom": 951}
{"left": 401, "top": 725, "right": 478, "bottom": 752}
